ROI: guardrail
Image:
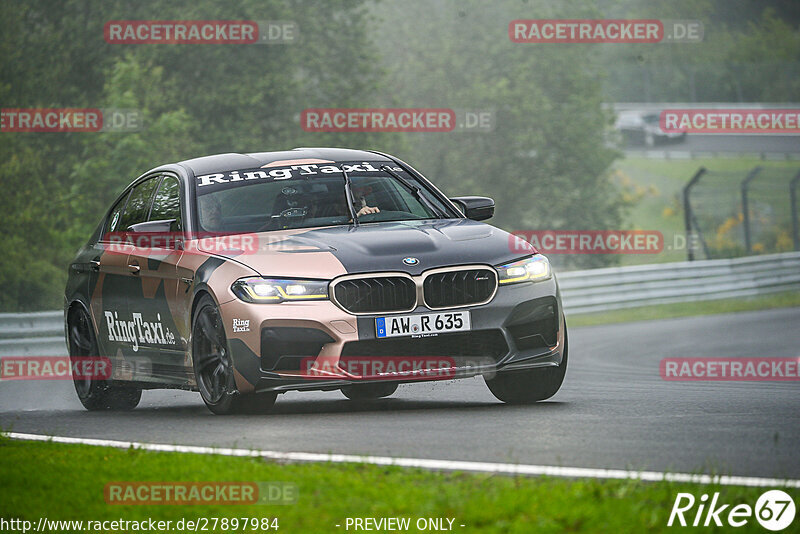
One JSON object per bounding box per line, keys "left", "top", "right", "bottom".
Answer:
{"left": 558, "top": 250, "right": 800, "bottom": 314}
{"left": 0, "top": 251, "right": 799, "bottom": 355}
{"left": 0, "top": 311, "right": 65, "bottom": 356}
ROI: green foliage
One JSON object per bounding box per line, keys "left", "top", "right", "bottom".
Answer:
{"left": 601, "top": 2, "right": 800, "bottom": 102}
{"left": 0, "top": 0, "right": 402, "bottom": 311}
{"left": 1, "top": 0, "right": 795, "bottom": 310}
{"left": 371, "top": 0, "right": 622, "bottom": 269}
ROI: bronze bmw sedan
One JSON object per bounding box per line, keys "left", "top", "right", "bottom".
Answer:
{"left": 64, "top": 148, "right": 567, "bottom": 414}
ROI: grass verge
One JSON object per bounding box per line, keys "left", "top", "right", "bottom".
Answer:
{"left": 567, "top": 291, "right": 800, "bottom": 327}
{"left": 0, "top": 437, "right": 796, "bottom": 533}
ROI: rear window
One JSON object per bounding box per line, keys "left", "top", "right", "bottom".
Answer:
{"left": 150, "top": 176, "right": 183, "bottom": 231}
{"left": 103, "top": 191, "right": 130, "bottom": 237}
{"left": 118, "top": 177, "right": 159, "bottom": 231}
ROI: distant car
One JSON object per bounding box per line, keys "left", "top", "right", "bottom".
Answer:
{"left": 615, "top": 112, "right": 687, "bottom": 147}
{"left": 64, "top": 148, "right": 567, "bottom": 414}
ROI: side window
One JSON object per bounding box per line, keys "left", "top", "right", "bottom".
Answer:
{"left": 149, "top": 176, "right": 183, "bottom": 232}
{"left": 103, "top": 191, "right": 130, "bottom": 238}
{"left": 117, "top": 178, "right": 159, "bottom": 231}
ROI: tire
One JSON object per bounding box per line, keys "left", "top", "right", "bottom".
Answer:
{"left": 341, "top": 382, "right": 398, "bottom": 400}
{"left": 485, "top": 325, "right": 568, "bottom": 404}
{"left": 191, "top": 294, "right": 277, "bottom": 415}
{"left": 67, "top": 306, "right": 142, "bottom": 411}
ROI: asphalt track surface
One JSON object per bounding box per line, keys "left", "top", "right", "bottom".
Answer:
{"left": 1, "top": 307, "right": 799, "bottom": 479}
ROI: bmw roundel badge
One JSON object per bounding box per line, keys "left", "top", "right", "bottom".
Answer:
{"left": 403, "top": 257, "right": 420, "bottom": 266}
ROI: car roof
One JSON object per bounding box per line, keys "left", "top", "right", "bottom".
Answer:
{"left": 176, "top": 147, "right": 394, "bottom": 176}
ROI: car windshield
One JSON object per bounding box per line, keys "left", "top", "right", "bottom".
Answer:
{"left": 195, "top": 164, "right": 453, "bottom": 233}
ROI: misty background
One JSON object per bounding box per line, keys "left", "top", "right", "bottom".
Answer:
{"left": 1, "top": 0, "right": 798, "bottom": 311}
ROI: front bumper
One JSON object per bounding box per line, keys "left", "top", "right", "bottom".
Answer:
{"left": 219, "top": 277, "right": 566, "bottom": 394}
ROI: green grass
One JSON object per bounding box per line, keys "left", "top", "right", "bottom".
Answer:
{"left": 612, "top": 156, "right": 799, "bottom": 266}
{"left": 0, "top": 437, "right": 796, "bottom": 533}
{"left": 568, "top": 291, "right": 800, "bottom": 327}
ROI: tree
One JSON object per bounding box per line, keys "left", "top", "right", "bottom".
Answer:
{"left": 371, "top": 0, "right": 623, "bottom": 268}
{"left": 0, "top": 0, "right": 402, "bottom": 310}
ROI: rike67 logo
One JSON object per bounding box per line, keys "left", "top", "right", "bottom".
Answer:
{"left": 669, "top": 490, "right": 795, "bottom": 530}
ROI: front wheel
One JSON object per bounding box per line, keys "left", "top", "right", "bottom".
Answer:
{"left": 192, "top": 295, "right": 277, "bottom": 415}
{"left": 485, "top": 327, "right": 568, "bottom": 404}
{"left": 67, "top": 306, "right": 141, "bottom": 411}
{"left": 341, "top": 382, "right": 398, "bottom": 400}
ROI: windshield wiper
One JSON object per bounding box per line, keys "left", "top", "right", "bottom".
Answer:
{"left": 380, "top": 165, "right": 447, "bottom": 218}
{"left": 339, "top": 165, "right": 360, "bottom": 227}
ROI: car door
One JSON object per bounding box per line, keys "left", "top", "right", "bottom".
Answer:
{"left": 94, "top": 177, "right": 161, "bottom": 376}
{"left": 125, "top": 174, "right": 190, "bottom": 384}
{"left": 89, "top": 189, "right": 135, "bottom": 360}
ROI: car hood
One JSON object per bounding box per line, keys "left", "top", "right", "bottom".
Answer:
{"left": 199, "top": 219, "right": 536, "bottom": 278}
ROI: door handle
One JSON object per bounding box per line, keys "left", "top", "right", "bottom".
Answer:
{"left": 128, "top": 261, "right": 140, "bottom": 274}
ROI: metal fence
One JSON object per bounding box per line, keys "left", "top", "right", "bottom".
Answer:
{"left": 684, "top": 166, "right": 800, "bottom": 260}
{"left": 1, "top": 251, "right": 798, "bottom": 354}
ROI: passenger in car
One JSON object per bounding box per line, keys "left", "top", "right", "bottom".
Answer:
{"left": 198, "top": 196, "right": 223, "bottom": 230}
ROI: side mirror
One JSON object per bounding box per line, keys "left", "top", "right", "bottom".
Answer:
{"left": 450, "top": 196, "right": 495, "bottom": 221}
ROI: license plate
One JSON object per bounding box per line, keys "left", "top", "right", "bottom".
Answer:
{"left": 376, "top": 312, "right": 471, "bottom": 338}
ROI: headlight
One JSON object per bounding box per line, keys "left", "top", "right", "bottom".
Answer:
{"left": 232, "top": 277, "right": 329, "bottom": 303}
{"left": 496, "top": 255, "right": 552, "bottom": 285}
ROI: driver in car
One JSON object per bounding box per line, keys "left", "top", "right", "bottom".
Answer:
{"left": 353, "top": 185, "right": 380, "bottom": 216}
{"left": 312, "top": 185, "right": 380, "bottom": 219}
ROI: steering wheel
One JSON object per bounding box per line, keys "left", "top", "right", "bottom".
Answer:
{"left": 257, "top": 207, "right": 309, "bottom": 232}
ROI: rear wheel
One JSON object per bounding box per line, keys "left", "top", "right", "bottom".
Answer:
{"left": 485, "top": 326, "right": 568, "bottom": 404}
{"left": 341, "top": 382, "right": 398, "bottom": 400}
{"left": 192, "top": 295, "right": 276, "bottom": 415}
{"left": 67, "top": 306, "right": 141, "bottom": 411}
